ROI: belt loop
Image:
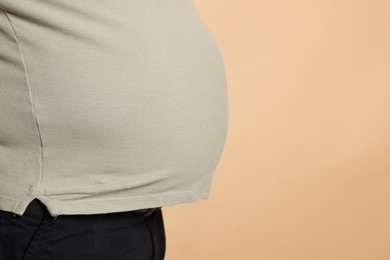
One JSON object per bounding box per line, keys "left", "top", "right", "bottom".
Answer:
{"left": 143, "top": 207, "right": 161, "bottom": 217}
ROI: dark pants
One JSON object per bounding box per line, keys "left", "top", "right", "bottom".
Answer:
{"left": 0, "top": 199, "right": 166, "bottom": 260}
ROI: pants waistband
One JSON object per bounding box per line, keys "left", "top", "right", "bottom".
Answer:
{"left": 131, "top": 207, "right": 162, "bottom": 217}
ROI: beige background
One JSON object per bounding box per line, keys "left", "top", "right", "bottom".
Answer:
{"left": 163, "top": 1, "right": 390, "bottom": 259}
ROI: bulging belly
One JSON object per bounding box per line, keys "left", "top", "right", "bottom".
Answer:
{"left": 0, "top": 0, "right": 228, "bottom": 186}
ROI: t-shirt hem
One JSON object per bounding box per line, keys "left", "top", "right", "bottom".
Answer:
{"left": 0, "top": 188, "right": 211, "bottom": 217}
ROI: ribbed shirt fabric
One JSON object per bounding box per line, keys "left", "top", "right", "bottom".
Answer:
{"left": 0, "top": 0, "right": 228, "bottom": 217}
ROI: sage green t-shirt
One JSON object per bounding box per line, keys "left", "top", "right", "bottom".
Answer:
{"left": 0, "top": 0, "right": 228, "bottom": 217}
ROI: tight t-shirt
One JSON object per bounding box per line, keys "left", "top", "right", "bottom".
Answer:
{"left": 0, "top": 0, "right": 228, "bottom": 217}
